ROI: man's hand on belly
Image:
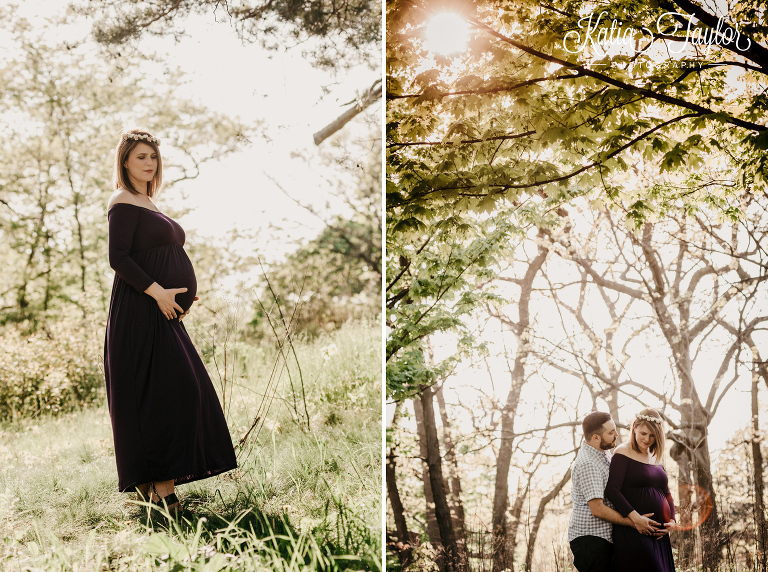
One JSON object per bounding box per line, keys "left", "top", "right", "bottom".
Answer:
{"left": 588, "top": 498, "right": 659, "bottom": 533}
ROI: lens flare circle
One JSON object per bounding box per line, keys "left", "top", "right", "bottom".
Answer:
{"left": 675, "top": 484, "right": 713, "bottom": 532}
{"left": 424, "top": 13, "right": 469, "bottom": 56}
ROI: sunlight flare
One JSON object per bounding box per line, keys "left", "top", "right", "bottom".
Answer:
{"left": 424, "top": 12, "right": 469, "bottom": 56}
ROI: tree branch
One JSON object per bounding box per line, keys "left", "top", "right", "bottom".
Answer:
{"left": 468, "top": 19, "right": 768, "bottom": 133}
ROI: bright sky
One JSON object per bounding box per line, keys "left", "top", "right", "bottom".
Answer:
{"left": 7, "top": 0, "right": 381, "bottom": 264}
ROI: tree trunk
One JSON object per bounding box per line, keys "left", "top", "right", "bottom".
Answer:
{"left": 491, "top": 384, "right": 519, "bottom": 572}
{"left": 524, "top": 468, "right": 571, "bottom": 572}
{"left": 387, "top": 402, "right": 413, "bottom": 568}
{"left": 635, "top": 224, "right": 721, "bottom": 570}
{"left": 694, "top": 437, "right": 722, "bottom": 572}
{"left": 387, "top": 447, "right": 414, "bottom": 569}
{"left": 670, "top": 416, "right": 721, "bottom": 570}
{"left": 414, "top": 395, "right": 443, "bottom": 549}
{"left": 751, "top": 336, "right": 768, "bottom": 571}
{"left": 17, "top": 180, "right": 52, "bottom": 327}
{"left": 507, "top": 481, "right": 529, "bottom": 572}
{"left": 71, "top": 184, "right": 89, "bottom": 318}
{"left": 64, "top": 145, "right": 88, "bottom": 317}
{"left": 753, "top": 362, "right": 767, "bottom": 570}
{"left": 670, "top": 346, "right": 722, "bottom": 571}
{"left": 420, "top": 385, "right": 466, "bottom": 572}
{"left": 491, "top": 246, "right": 547, "bottom": 572}
{"left": 42, "top": 229, "right": 52, "bottom": 313}
{"left": 435, "top": 384, "right": 467, "bottom": 546}
{"left": 669, "top": 434, "right": 695, "bottom": 566}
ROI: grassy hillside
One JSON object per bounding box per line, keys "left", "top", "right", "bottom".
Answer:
{"left": 0, "top": 319, "right": 381, "bottom": 571}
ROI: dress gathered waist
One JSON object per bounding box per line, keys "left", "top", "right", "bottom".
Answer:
{"left": 132, "top": 243, "right": 186, "bottom": 255}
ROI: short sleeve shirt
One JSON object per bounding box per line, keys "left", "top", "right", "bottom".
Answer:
{"left": 567, "top": 441, "right": 614, "bottom": 543}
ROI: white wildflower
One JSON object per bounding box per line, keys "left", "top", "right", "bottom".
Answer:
{"left": 321, "top": 343, "right": 339, "bottom": 360}
{"left": 198, "top": 545, "right": 216, "bottom": 559}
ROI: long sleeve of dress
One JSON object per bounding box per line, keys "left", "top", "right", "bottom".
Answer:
{"left": 108, "top": 205, "right": 155, "bottom": 293}
{"left": 665, "top": 483, "right": 676, "bottom": 520}
{"left": 605, "top": 454, "right": 635, "bottom": 517}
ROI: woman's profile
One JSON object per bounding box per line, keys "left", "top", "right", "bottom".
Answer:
{"left": 103, "top": 129, "right": 237, "bottom": 514}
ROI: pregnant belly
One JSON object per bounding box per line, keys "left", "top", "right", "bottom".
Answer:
{"left": 136, "top": 245, "right": 198, "bottom": 313}
{"left": 630, "top": 488, "right": 673, "bottom": 524}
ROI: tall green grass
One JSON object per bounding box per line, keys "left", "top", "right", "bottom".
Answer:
{"left": 0, "top": 319, "right": 381, "bottom": 570}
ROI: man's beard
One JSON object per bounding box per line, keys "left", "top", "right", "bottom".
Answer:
{"left": 599, "top": 436, "right": 616, "bottom": 450}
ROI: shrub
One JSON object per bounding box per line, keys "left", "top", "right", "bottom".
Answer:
{"left": 0, "top": 323, "right": 102, "bottom": 421}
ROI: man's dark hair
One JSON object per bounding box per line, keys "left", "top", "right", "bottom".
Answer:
{"left": 582, "top": 411, "right": 612, "bottom": 441}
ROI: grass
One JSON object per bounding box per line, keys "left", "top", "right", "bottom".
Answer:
{"left": 0, "top": 318, "right": 381, "bottom": 570}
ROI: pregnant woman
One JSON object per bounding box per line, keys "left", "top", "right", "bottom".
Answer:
{"left": 104, "top": 129, "right": 237, "bottom": 514}
{"left": 605, "top": 408, "right": 677, "bottom": 571}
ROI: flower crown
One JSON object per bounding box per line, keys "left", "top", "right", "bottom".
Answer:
{"left": 636, "top": 413, "right": 662, "bottom": 424}
{"left": 123, "top": 133, "right": 160, "bottom": 145}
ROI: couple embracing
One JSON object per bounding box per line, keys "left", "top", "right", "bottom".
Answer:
{"left": 568, "top": 409, "right": 678, "bottom": 572}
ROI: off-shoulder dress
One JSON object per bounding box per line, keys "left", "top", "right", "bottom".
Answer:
{"left": 104, "top": 203, "right": 237, "bottom": 492}
{"left": 605, "top": 453, "right": 675, "bottom": 572}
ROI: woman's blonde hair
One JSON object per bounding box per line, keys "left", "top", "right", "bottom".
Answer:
{"left": 631, "top": 407, "right": 664, "bottom": 458}
{"left": 113, "top": 129, "right": 163, "bottom": 197}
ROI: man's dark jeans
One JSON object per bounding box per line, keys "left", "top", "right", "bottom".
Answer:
{"left": 570, "top": 535, "right": 613, "bottom": 572}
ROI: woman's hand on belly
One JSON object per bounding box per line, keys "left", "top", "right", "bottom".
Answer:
{"left": 144, "top": 282, "right": 188, "bottom": 320}
{"left": 178, "top": 296, "right": 199, "bottom": 321}
{"left": 652, "top": 519, "right": 678, "bottom": 539}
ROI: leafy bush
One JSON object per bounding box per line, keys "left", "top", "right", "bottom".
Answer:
{"left": 0, "top": 323, "right": 102, "bottom": 421}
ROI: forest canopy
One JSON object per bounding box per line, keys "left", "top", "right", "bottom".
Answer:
{"left": 386, "top": 1, "right": 768, "bottom": 570}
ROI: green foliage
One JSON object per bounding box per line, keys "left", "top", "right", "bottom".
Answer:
{"left": 258, "top": 221, "right": 380, "bottom": 337}
{"left": 387, "top": 0, "right": 767, "bottom": 223}
{"left": 385, "top": 347, "right": 434, "bottom": 402}
{"left": 386, "top": 209, "right": 517, "bottom": 398}
{"left": 253, "top": 138, "right": 382, "bottom": 339}
{"left": 404, "top": 543, "right": 439, "bottom": 572}
{"left": 0, "top": 8, "right": 254, "bottom": 333}
{"left": 73, "top": 0, "right": 380, "bottom": 70}
{"left": 0, "top": 323, "right": 102, "bottom": 421}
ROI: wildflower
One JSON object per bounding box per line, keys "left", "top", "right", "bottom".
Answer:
{"left": 321, "top": 343, "right": 339, "bottom": 360}
{"left": 199, "top": 545, "right": 216, "bottom": 559}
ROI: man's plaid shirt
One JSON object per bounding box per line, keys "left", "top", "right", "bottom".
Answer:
{"left": 567, "top": 441, "right": 614, "bottom": 543}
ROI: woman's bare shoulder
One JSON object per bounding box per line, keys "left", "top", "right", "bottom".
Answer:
{"left": 107, "top": 189, "right": 138, "bottom": 210}
{"left": 613, "top": 443, "right": 630, "bottom": 457}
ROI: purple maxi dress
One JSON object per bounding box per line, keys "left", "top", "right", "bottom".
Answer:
{"left": 104, "top": 203, "right": 237, "bottom": 492}
{"left": 605, "top": 454, "right": 676, "bottom": 572}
